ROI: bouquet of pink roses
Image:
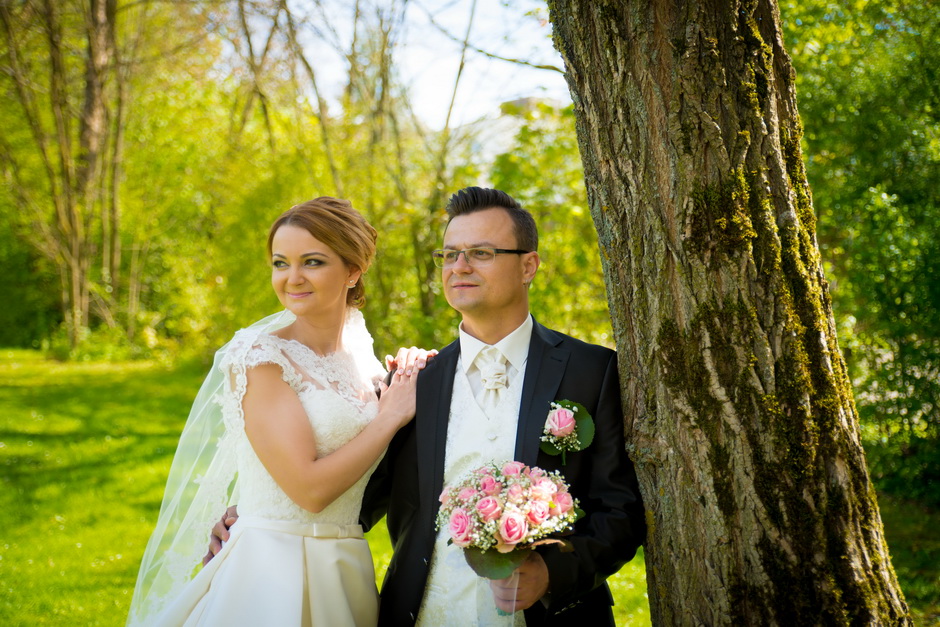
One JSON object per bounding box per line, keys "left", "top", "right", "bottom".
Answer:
{"left": 435, "top": 461, "right": 582, "bottom": 579}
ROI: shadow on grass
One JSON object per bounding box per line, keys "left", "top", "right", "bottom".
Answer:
{"left": 877, "top": 494, "right": 940, "bottom": 624}
{"left": 1, "top": 352, "right": 937, "bottom": 625}
{"left": 0, "top": 356, "right": 207, "bottom": 533}
{"left": 0, "top": 360, "right": 207, "bottom": 437}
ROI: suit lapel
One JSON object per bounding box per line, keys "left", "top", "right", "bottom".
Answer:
{"left": 515, "top": 321, "right": 569, "bottom": 464}
{"left": 416, "top": 341, "right": 459, "bottom": 508}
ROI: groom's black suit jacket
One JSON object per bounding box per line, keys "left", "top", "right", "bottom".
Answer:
{"left": 361, "top": 319, "right": 645, "bottom": 626}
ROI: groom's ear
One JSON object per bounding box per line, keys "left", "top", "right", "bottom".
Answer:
{"left": 523, "top": 251, "right": 541, "bottom": 283}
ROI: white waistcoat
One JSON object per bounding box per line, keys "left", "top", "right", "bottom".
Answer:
{"left": 416, "top": 359, "right": 527, "bottom": 626}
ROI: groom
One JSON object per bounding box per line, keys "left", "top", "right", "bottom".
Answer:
{"left": 361, "top": 187, "right": 645, "bottom": 625}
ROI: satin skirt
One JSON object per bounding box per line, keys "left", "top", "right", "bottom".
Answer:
{"left": 155, "top": 516, "right": 379, "bottom": 627}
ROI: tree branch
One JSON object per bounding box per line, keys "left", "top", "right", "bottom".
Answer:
{"left": 0, "top": 1, "right": 61, "bottom": 213}
{"left": 282, "top": 0, "right": 343, "bottom": 194}
{"left": 413, "top": 0, "right": 563, "bottom": 74}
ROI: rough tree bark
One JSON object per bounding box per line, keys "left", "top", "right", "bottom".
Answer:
{"left": 547, "top": 1, "right": 910, "bottom": 624}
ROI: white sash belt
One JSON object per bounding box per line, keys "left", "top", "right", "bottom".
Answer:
{"left": 233, "top": 515, "right": 364, "bottom": 539}
{"left": 154, "top": 514, "right": 376, "bottom": 626}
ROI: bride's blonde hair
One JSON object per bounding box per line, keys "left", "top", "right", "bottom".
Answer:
{"left": 267, "top": 197, "right": 378, "bottom": 308}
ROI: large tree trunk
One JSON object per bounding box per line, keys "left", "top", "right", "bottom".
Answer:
{"left": 547, "top": 1, "right": 910, "bottom": 624}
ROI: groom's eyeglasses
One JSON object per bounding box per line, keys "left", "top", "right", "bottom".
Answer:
{"left": 431, "top": 247, "right": 530, "bottom": 268}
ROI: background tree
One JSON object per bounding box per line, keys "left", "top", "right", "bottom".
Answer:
{"left": 201, "top": 0, "right": 481, "bottom": 354}
{"left": 548, "top": 0, "right": 910, "bottom": 623}
{"left": 0, "top": 0, "right": 249, "bottom": 357}
{"left": 1, "top": 0, "right": 122, "bottom": 347}
{"left": 490, "top": 99, "right": 614, "bottom": 345}
{"left": 780, "top": 0, "right": 940, "bottom": 507}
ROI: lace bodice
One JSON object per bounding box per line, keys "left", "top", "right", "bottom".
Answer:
{"left": 126, "top": 309, "right": 390, "bottom": 627}
{"left": 219, "top": 332, "right": 382, "bottom": 524}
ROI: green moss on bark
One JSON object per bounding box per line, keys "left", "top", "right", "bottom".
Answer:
{"left": 657, "top": 293, "right": 840, "bottom": 622}
{"left": 689, "top": 166, "right": 758, "bottom": 260}
{"left": 656, "top": 113, "right": 907, "bottom": 618}
{"left": 740, "top": 13, "right": 773, "bottom": 108}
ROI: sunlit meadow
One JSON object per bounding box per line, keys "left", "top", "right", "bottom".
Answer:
{"left": 0, "top": 351, "right": 651, "bottom": 625}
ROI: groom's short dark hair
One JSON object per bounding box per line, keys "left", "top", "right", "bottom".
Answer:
{"left": 445, "top": 187, "right": 538, "bottom": 252}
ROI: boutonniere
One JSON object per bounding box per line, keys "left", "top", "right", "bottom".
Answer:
{"left": 539, "top": 400, "right": 595, "bottom": 464}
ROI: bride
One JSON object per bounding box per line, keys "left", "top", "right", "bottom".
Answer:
{"left": 128, "top": 197, "right": 428, "bottom": 626}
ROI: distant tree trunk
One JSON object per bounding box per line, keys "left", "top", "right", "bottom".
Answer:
{"left": 106, "top": 50, "right": 125, "bottom": 317}
{"left": 548, "top": 1, "right": 910, "bottom": 624}
{"left": 1, "top": 0, "right": 120, "bottom": 347}
{"left": 283, "top": 1, "right": 344, "bottom": 196}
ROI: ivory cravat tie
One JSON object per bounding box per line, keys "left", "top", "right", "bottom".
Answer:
{"left": 476, "top": 345, "right": 508, "bottom": 413}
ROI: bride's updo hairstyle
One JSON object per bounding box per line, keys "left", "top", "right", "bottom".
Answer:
{"left": 267, "top": 197, "right": 378, "bottom": 309}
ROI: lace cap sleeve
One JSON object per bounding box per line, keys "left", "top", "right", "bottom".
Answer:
{"left": 127, "top": 309, "right": 297, "bottom": 626}
{"left": 218, "top": 332, "right": 303, "bottom": 431}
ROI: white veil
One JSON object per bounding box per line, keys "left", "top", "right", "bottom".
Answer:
{"left": 126, "top": 308, "right": 380, "bottom": 625}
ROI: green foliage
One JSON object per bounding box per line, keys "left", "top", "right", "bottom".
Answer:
{"left": 0, "top": 41, "right": 60, "bottom": 349}
{"left": 0, "top": 221, "right": 60, "bottom": 348}
{"left": 876, "top": 494, "right": 940, "bottom": 625}
{"left": 1, "top": 2, "right": 616, "bottom": 362}
{"left": 781, "top": 0, "right": 940, "bottom": 505}
{"left": 464, "top": 546, "right": 532, "bottom": 580}
{"left": 491, "top": 102, "right": 614, "bottom": 346}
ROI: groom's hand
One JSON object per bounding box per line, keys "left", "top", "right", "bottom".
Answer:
{"left": 202, "top": 505, "right": 238, "bottom": 565}
{"left": 489, "top": 551, "right": 550, "bottom": 613}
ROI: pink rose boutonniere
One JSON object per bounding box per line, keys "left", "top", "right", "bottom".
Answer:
{"left": 540, "top": 400, "right": 595, "bottom": 464}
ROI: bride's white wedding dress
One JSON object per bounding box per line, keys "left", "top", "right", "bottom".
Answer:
{"left": 129, "top": 310, "right": 385, "bottom": 627}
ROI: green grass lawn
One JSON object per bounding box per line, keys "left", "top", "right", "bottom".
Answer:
{"left": 0, "top": 351, "right": 935, "bottom": 625}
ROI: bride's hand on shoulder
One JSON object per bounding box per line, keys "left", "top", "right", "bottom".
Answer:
{"left": 376, "top": 369, "right": 418, "bottom": 429}
{"left": 385, "top": 346, "right": 438, "bottom": 376}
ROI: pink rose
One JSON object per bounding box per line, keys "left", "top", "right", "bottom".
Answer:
{"left": 475, "top": 496, "right": 503, "bottom": 522}
{"left": 439, "top": 488, "right": 452, "bottom": 506}
{"left": 502, "top": 461, "right": 526, "bottom": 477}
{"left": 526, "top": 500, "right": 550, "bottom": 526}
{"left": 457, "top": 486, "right": 478, "bottom": 502}
{"left": 495, "top": 512, "right": 528, "bottom": 551}
{"left": 448, "top": 508, "right": 473, "bottom": 547}
{"left": 529, "top": 477, "right": 558, "bottom": 502}
{"left": 549, "top": 491, "right": 574, "bottom": 516}
{"left": 546, "top": 407, "right": 576, "bottom": 437}
{"left": 525, "top": 466, "right": 546, "bottom": 480}
{"left": 479, "top": 475, "right": 502, "bottom": 496}
{"left": 506, "top": 483, "right": 525, "bottom": 504}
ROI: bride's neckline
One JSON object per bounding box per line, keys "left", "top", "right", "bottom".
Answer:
{"left": 265, "top": 333, "right": 347, "bottom": 360}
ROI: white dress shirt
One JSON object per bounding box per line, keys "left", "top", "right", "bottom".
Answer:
{"left": 416, "top": 314, "right": 533, "bottom": 626}
{"left": 459, "top": 314, "right": 533, "bottom": 403}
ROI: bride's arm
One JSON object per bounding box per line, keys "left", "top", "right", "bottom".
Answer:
{"left": 204, "top": 349, "right": 432, "bottom": 563}
{"left": 242, "top": 364, "right": 417, "bottom": 514}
